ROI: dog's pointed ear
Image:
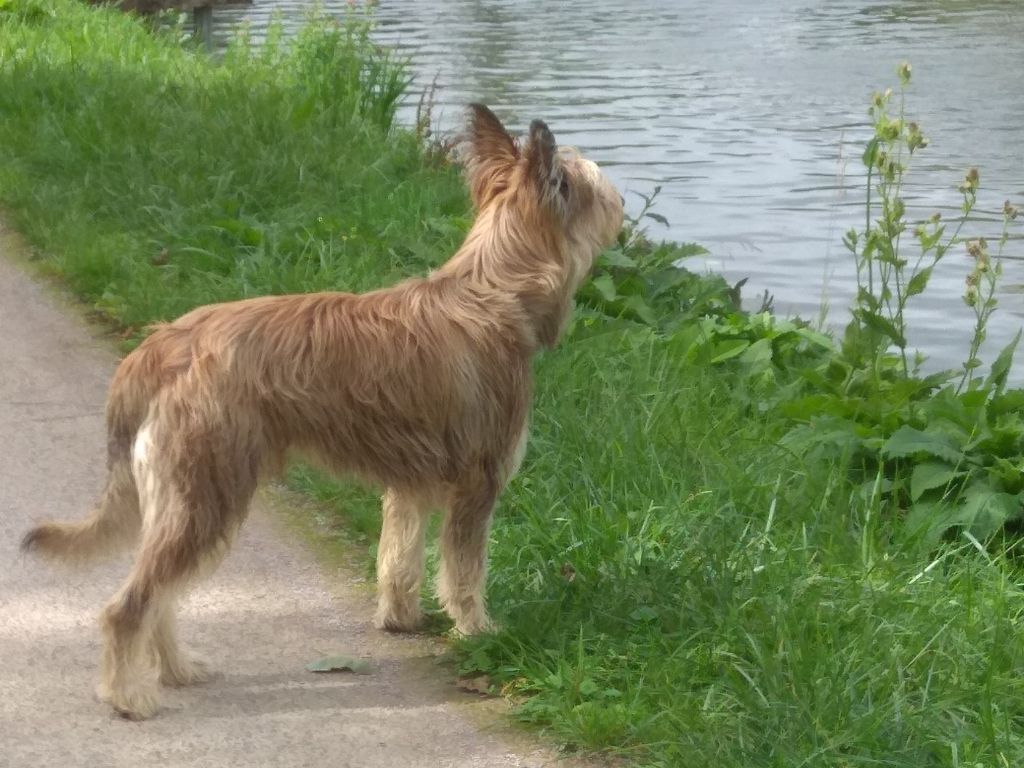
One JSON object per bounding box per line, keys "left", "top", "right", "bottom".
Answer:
{"left": 524, "top": 119, "right": 567, "bottom": 216}
{"left": 463, "top": 103, "right": 519, "bottom": 207}
{"left": 466, "top": 103, "right": 518, "bottom": 165}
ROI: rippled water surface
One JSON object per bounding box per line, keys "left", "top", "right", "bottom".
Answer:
{"left": 216, "top": 1, "right": 1024, "bottom": 372}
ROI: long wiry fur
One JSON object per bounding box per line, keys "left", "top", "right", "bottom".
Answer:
{"left": 20, "top": 104, "right": 624, "bottom": 720}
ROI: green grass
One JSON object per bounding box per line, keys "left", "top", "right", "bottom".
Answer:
{"left": 470, "top": 330, "right": 1024, "bottom": 766}
{"left": 0, "top": 0, "right": 469, "bottom": 334}
{"left": 2, "top": 2, "right": 1023, "bottom": 766}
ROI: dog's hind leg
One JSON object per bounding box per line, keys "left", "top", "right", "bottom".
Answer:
{"left": 154, "top": 601, "right": 215, "bottom": 688}
{"left": 437, "top": 471, "right": 499, "bottom": 636}
{"left": 97, "top": 529, "right": 190, "bottom": 720}
{"left": 99, "top": 418, "right": 255, "bottom": 718}
{"left": 374, "top": 489, "right": 432, "bottom": 632}
{"left": 99, "top": 484, "right": 242, "bottom": 718}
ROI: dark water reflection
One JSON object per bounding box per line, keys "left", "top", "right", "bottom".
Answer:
{"left": 215, "top": 0, "right": 1024, "bottom": 375}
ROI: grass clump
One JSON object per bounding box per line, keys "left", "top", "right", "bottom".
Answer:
{"left": 0, "top": 0, "right": 468, "bottom": 334}
{"left": 2, "top": 5, "right": 1023, "bottom": 766}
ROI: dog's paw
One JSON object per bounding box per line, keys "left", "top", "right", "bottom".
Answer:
{"left": 451, "top": 613, "right": 497, "bottom": 638}
{"left": 95, "top": 680, "right": 113, "bottom": 704}
{"left": 373, "top": 602, "right": 424, "bottom": 633}
{"left": 103, "top": 681, "right": 161, "bottom": 721}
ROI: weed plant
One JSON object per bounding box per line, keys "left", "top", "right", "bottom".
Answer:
{"left": 1, "top": 6, "right": 1023, "bottom": 766}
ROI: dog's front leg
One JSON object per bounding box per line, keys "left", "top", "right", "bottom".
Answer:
{"left": 374, "top": 489, "right": 430, "bottom": 632}
{"left": 437, "top": 473, "right": 498, "bottom": 636}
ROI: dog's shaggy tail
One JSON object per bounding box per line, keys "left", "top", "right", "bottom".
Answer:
{"left": 22, "top": 347, "right": 157, "bottom": 565}
{"left": 21, "top": 463, "right": 140, "bottom": 564}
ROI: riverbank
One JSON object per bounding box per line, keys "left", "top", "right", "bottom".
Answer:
{"left": 1, "top": 3, "right": 1022, "bottom": 767}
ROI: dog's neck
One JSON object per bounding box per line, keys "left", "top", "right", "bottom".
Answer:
{"left": 433, "top": 205, "right": 583, "bottom": 350}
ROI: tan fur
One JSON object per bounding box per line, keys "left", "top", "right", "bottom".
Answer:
{"left": 20, "top": 104, "right": 624, "bottom": 719}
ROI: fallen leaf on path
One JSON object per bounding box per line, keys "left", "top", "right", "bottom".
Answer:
{"left": 305, "top": 655, "right": 374, "bottom": 675}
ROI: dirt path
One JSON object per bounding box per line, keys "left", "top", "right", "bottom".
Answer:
{"left": 0, "top": 228, "right": 565, "bottom": 768}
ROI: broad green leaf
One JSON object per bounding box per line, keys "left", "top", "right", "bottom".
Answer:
{"left": 862, "top": 137, "right": 881, "bottom": 168}
{"left": 905, "top": 266, "right": 932, "bottom": 298}
{"left": 881, "top": 425, "right": 965, "bottom": 464}
{"left": 780, "top": 420, "right": 863, "bottom": 459}
{"left": 709, "top": 340, "right": 750, "bottom": 364}
{"left": 591, "top": 274, "right": 618, "bottom": 302}
{"left": 856, "top": 286, "right": 881, "bottom": 312}
{"left": 903, "top": 500, "right": 952, "bottom": 546}
{"left": 859, "top": 311, "right": 907, "bottom": 348}
{"left": 622, "top": 295, "right": 658, "bottom": 326}
{"left": 795, "top": 326, "right": 834, "bottom": 350}
{"left": 630, "top": 606, "right": 659, "bottom": 622}
{"left": 598, "top": 249, "right": 638, "bottom": 269}
{"left": 950, "top": 485, "right": 1022, "bottom": 540}
{"left": 858, "top": 477, "right": 894, "bottom": 501}
{"left": 910, "top": 462, "right": 963, "bottom": 502}
{"left": 739, "top": 338, "right": 774, "bottom": 369}
{"left": 988, "top": 456, "right": 1024, "bottom": 491}
{"left": 306, "top": 655, "right": 374, "bottom": 674}
{"left": 982, "top": 329, "right": 1021, "bottom": 398}
{"left": 918, "top": 225, "right": 944, "bottom": 251}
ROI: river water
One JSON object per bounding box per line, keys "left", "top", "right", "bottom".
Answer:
{"left": 214, "top": 0, "right": 1024, "bottom": 374}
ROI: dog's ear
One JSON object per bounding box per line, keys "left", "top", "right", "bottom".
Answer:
{"left": 523, "top": 119, "right": 567, "bottom": 217}
{"left": 463, "top": 103, "right": 519, "bottom": 208}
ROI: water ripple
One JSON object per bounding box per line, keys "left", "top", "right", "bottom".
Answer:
{"left": 214, "top": 0, "right": 1024, "bottom": 374}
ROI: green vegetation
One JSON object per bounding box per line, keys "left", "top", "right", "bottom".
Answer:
{"left": 0, "top": 0, "right": 468, "bottom": 330}
{"left": 1, "top": 2, "right": 1022, "bottom": 766}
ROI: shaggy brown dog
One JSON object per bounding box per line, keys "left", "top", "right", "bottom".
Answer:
{"left": 21, "top": 104, "right": 624, "bottom": 720}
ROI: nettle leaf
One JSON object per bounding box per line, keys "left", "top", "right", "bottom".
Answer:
{"left": 988, "top": 456, "right": 1024, "bottom": 492}
{"left": 952, "top": 485, "right": 1022, "bottom": 540}
{"left": 795, "top": 326, "right": 834, "bottom": 350}
{"left": 881, "top": 425, "right": 965, "bottom": 464}
{"left": 710, "top": 340, "right": 750, "bottom": 364}
{"left": 598, "top": 249, "right": 638, "bottom": 270}
{"left": 591, "top": 274, "right": 618, "bottom": 302}
{"left": 622, "top": 295, "right": 658, "bottom": 326}
{"left": 739, "top": 338, "right": 774, "bottom": 370}
{"left": 989, "top": 389, "right": 1024, "bottom": 419}
{"left": 780, "top": 419, "right": 863, "bottom": 459}
{"left": 903, "top": 500, "right": 951, "bottom": 546}
{"left": 630, "top": 605, "right": 659, "bottom": 622}
{"left": 858, "top": 477, "right": 894, "bottom": 501}
{"left": 910, "top": 461, "right": 964, "bottom": 502}
{"left": 644, "top": 212, "right": 670, "bottom": 227}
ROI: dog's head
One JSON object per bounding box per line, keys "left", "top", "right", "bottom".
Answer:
{"left": 462, "top": 104, "right": 624, "bottom": 283}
